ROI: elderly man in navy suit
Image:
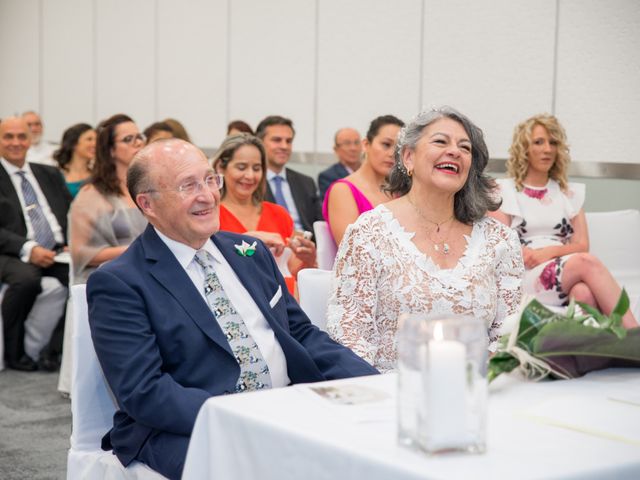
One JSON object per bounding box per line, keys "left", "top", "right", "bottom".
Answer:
{"left": 317, "top": 127, "right": 363, "bottom": 198}
{"left": 87, "top": 139, "right": 377, "bottom": 479}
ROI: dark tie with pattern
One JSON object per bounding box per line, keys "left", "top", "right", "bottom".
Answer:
{"left": 16, "top": 171, "right": 56, "bottom": 249}
{"left": 272, "top": 175, "right": 289, "bottom": 212}
{"left": 194, "top": 250, "right": 272, "bottom": 392}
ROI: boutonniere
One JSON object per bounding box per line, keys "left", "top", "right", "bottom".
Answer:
{"left": 234, "top": 240, "right": 257, "bottom": 257}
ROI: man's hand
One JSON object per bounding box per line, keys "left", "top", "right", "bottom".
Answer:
{"left": 29, "top": 245, "right": 56, "bottom": 268}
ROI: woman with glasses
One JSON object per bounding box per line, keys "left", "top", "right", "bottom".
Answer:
{"left": 323, "top": 115, "right": 405, "bottom": 245}
{"left": 68, "top": 114, "right": 148, "bottom": 284}
{"left": 212, "top": 134, "right": 317, "bottom": 295}
{"left": 53, "top": 123, "right": 96, "bottom": 198}
{"left": 62, "top": 114, "right": 148, "bottom": 395}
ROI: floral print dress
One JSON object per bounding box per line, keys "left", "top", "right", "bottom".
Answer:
{"left": 496, "top": 178, "right": 585, "bottom": 306}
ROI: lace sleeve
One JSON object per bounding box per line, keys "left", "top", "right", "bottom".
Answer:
{"left": 326, "top": 215, "right": 384, "bottom": 366}
{"left": 489, "top": 224, "right": 524, "bottom": 351}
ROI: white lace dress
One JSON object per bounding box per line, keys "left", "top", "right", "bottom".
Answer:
{"left": 326, "top": 205, "right": 524, "bottom": 373}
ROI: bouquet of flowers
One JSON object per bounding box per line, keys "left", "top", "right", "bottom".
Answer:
{"left": 488, "top": 289, "right": 640, "bottom": 382}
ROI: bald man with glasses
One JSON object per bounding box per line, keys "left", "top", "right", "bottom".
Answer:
{"left": 87, "top": 139, "right": 377, "bottom": 479}
{"left": 318, "top": 127, "right": 363, "bottom": 198}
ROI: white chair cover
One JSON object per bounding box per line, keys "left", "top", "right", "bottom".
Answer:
{"left": 586, "top": 209, "right": 640, "bottom": 321}
{"left": 67, "top": 284, "right": 167, "bottom": 479}
{"left": 313, "top": 221, "right": 337, "bottom": 271}
{"left": 297, "top": 268, "right": 332, "bottom": 331}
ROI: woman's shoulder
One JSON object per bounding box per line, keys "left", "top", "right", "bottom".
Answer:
{"left": 477, "top": 216, "right": 521, "bottom": 247}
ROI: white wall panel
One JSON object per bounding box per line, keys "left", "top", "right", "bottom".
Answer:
{"left": 228, "top": 0, "right": 316, "bottom": 151}
{"left": 316, "top": 0, "right": 422, "bottom": 152}
{"left": 157, "top": 0, "right": 227, "bottom": 148}
{"left": 555, "top": 0, "right": 640, "bottom": 164}
{"left": 0, "top": 0, "right": 41, "bottom": 121}
{"left": 94, "top": 0, "right": 155, "bottom": 129}
{"left": 42, "top": 0, "right": 94, "bottom": 142}
{"left": 422, "top": 0, "right": 556, "bottom": 159}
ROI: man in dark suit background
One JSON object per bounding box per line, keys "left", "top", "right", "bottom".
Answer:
{"left": 317, "top": 127, "right": 363, "bottom": 198}
{"left": 87, "top": 139, "right": 377, "bottom": 479}
{"left": 0, "top": 117, "right": 72, "bottom": 371}
{"left": 256, "top": 116, "right": 322, "bottom": 235}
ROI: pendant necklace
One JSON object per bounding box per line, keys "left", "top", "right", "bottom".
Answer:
{"left": 407, "top": 195, "right": 455, "bottom": 254}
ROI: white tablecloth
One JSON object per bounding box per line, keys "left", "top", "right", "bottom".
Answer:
{"left": 183, "top": 369, "right": 640, "bottom": 480}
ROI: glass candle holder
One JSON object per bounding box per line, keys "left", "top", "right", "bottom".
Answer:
{"left": 397, "top": 314, "right": 488, "bottom": 454}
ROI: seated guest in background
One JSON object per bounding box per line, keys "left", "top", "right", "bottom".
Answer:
{"left": 0, "top": 116, "right": 72, "bottom": 371}
{"left": 257, "top": 115, "right": 323, "bottom": 235}
{"left": 227, "top": 119, "right": 254, "bottom": 136}
{"left": 163, "top": 117, "right": 191, "bottom": 142}
{"left": 23, "top": 111, "right": 57, "bottom": 166}
{"left": 490, "top": 114, "right": 637, "bottom": 328}
{"left": 212, "top": 134, "right": 317, "bottom": 295}
{"left": 323, "top": 115, "right": 404, "bottom": 245}
{"left": 143, "top": 121, "right": 174, "bottom": 144}
{"left": 88, "top": 139, "right": 377, "bottom": 479}
{"left": 53, "top": 123, "right": 95, "bottom": 198}
{"left": 318, "top": 127, "right": 363, "bottom": 198}
{"left": 327, "top": 107, "right": 524, "bottom": 372}
{"left": 69, "top": 114, "right": 147, "bottom": 284}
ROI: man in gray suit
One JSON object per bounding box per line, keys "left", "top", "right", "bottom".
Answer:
{"left": 256, "top": 116, "right": 323, "bottom": 236}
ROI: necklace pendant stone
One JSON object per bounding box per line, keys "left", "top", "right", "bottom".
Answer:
{"left": 434, "top": 244, "right": 439, "bottom": 252}
{"left": 443, "top": 243, "right": 450, "bottom": 254}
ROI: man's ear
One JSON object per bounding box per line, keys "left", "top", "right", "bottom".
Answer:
{"left": 136, "top": 193, "right": 152, "bottom": 215}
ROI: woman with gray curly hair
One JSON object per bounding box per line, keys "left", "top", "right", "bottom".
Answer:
{"left": 490, "top": 114, "right": 636, "bottom": 328}
{"left": 326, "top": 106, "right": 524, "bottom": 372}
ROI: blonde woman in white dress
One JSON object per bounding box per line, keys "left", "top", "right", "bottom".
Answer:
{"left": 327, "top": 107, "right": 524, "bottom": 372}
{"left": 490, "top": 114, "right": 636, "bottom": 329}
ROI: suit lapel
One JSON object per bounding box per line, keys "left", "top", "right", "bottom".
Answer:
{"left": 286, "top": 169, "right": 309, "bottom": 225}
{"left": 142, "top": 227, "right": 234, "bottom": 358}
{"left": 212, "top": 233, "right": 275, "bottom": 321}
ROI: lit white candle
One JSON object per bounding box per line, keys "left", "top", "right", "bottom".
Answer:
{"left": 425, "top": 321, "right": 467, "bottom": 450}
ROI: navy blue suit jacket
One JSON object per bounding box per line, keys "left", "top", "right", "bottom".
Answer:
{"left": 87, "top": 225, "right": 377, "bottom": 466}
{"left": 318, "top": 162, "right": 349, "bottom": 199}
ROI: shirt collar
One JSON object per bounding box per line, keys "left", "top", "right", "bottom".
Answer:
{"left": 153, "top": 227, "right": 223, "bottom": 269}
{"left": 267, "top": 168, "right": 287, "bottom": 182}
{"left": 0, "top": 157, "right": 32, "bottom": 176}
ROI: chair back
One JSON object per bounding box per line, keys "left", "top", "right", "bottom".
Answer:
{"left": 586, "top": 209, "right": 640, "bottom": 293}
{"left": 69, "top": 284, "right": 117, "bottom": 451}
{"left": 297, "top": 268, "right": 332, "bottom": 330}
{"left": 313, "top": 221, "right": 337, "bottom": 270}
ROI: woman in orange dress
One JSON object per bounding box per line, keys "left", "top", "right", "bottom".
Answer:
{"left": 212, "top": 134, "right": 317, "bottom": 294}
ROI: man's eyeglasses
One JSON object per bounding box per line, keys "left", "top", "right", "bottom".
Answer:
{"left": 335, "top": 140, "right": 361, "bottom": 148}
{"left": 145, "top": 174, "right": 224, "bottom": 198}
{"left": 117, "top": 133, "right": 147, "bottom": 145}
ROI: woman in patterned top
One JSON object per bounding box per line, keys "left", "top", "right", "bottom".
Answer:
{"left": 491, "top": 114, "right": 636, "bottom": 328}
{"left": 327, "top": 107, "right": 524, "bottom": 372}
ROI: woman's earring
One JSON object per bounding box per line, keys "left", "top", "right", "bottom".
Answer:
{"left": 407, "top": 168, "right": 413, "bottom": 177}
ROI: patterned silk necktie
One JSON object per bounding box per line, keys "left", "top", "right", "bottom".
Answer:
{"left": 194, "top": 250, "right": 272, "bottom": 392}
{"left": 16, "top": 171, "right": 56, "bottom": 250}
{"left": 272, "top": 175, "right": 289, "bottom": 212}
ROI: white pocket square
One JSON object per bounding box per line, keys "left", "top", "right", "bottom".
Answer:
{"left": 269, "top": 285, "right": 282, "bottom": 308}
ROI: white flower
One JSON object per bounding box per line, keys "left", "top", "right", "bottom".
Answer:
{"left": 234, "top": 240, "right": 257, "bottom": 257}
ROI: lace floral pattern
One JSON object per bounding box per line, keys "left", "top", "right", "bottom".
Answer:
{"left": 326, "top": 205, "right": 524, "bottom": 373}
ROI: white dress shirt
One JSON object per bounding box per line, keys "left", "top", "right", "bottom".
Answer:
{"left": 154, "top": 228, "right": 291, "bottom": 388}
{"left": 1, "top": 157, "right": 65, "bottom": 261}
{"left": 267, "top": 168, "right": 303, "bottom": 231}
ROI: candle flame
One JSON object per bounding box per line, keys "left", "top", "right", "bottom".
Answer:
{"left": 434, "top": 321, "right": 444, "bottom": 341}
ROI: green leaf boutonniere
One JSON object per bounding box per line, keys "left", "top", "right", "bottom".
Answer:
{"left": 234, "top": 240, "right": 257, "bottom": 257}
